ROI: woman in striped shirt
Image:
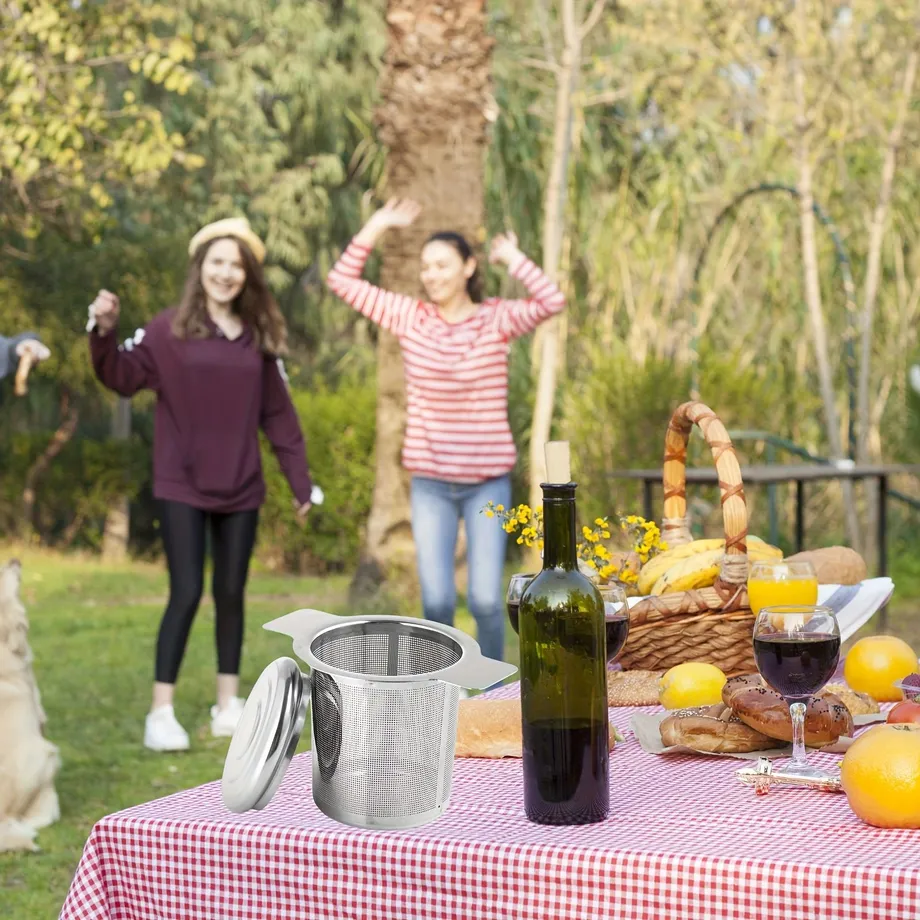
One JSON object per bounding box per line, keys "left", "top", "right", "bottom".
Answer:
{"left": 326, "top": 199, "right": 565, "bottom": 661}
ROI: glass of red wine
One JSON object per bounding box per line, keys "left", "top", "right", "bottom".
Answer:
{"left": 752, "top": 604, "right": 841, "bottom": 779}
{"left": 598, "top": 583, "right": 630, "bottom": 664}
{"left": 506, "top": 573, "right": 535, "bottom": 635}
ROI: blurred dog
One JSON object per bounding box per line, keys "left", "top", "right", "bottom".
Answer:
{"left": 0, "top": 559, "right": 60, "bottom": 851}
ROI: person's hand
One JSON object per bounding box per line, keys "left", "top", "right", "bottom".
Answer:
{"left": 293, "top": 499, "right": 311, "bottom": 526}
{"left": 89, "top": 289, "right": 120, "bottom": 335}
{"left": 370, "top": 198, "right": 422, "bottom": 232}
{"left": 489, "top": 230, "right": 521, "bottom": 266}
{"left": 14, "top": 339, "right": 51, "bottom": 363}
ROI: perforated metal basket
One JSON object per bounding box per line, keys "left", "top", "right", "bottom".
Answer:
{"left": 222, "top": 610, "right": 516, "bottom": 830}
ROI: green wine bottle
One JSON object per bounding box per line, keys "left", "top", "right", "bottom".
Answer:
{"left": 519, "top": 442, "right": 609, "bottom": 825}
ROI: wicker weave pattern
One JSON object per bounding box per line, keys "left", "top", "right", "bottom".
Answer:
{"left": 621, "top": 400, "right": 757, "bottom": 676}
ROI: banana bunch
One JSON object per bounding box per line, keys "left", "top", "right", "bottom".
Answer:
{"left": 637, "top": 536, "right": 783, "bottom": 596}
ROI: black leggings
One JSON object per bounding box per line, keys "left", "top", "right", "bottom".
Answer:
{"left": 155, "top": 500, "right": 260, "bottom": 684}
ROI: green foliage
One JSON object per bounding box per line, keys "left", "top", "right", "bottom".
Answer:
{"left": 0, "top": 0, "right": 201, "bottom": 238}
{"left": 0, "top": 432, "right": 148, "bottom": 545}
{"left": 564, "top": 342, "right": 819, "bottom": 529}
{"left": 258, "top": 379, "right": 376, "bottom": 572}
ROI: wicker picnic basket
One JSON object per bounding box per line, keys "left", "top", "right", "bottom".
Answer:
{"left": 619, "top": 400, "right": 758, "bottom": 676}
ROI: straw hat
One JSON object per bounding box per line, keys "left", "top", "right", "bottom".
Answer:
{"left": 188, "top": 217, "right": 266, "bottom": 264}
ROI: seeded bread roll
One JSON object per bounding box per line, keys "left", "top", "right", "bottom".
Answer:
{"left": 722, "top": 673, "right": 766, "bottom": 707}
{"left": 659, "top": 703, "right": 777, "bottom": 753}
{"left": 730, "top": 686, "right": 854, "bottom": 745}
{"left": 722, "top": 674, "right": 879, "bottom": 720}
{"left": 822, "top": 683, "right": 880, "bottom": 716}
{"left": 455, "top": 698, "right": 617, "bottom": 758}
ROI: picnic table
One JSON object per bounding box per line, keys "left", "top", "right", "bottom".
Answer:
{"left": 59, "top": 679, "right": 919, "bottom": 920}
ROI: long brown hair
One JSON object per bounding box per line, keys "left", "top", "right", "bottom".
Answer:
{"left": 171, "top": 237, "right": 288, "bottom": 356}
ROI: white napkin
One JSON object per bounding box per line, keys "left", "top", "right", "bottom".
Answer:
{"left": 626, "top": 577, "right": 894, "bottom": 643}
{"left": 816, "top": 577, "right": 894, "bottom": 641}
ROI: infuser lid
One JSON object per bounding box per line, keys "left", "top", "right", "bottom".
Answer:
{"left": 222, "top": 657, "right": 306, "bottom": 813}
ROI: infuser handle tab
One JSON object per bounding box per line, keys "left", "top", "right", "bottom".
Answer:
{"left": 263, "top": 609, "right": 340, "bottom": 641}
{"left": 438, "top": 654, "right": 517, "bottom": 690}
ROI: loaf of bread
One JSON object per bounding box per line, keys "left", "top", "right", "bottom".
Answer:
{"left": 454, "top": 698, "right": 617, "bottom": 758}
{"left": 607, "top": 669, "right": 663, "bottom": 706}
{"left": 783, "top": 546, "right": 867, "bottom": 585}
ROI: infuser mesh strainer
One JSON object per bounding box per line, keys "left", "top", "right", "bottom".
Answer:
{"left": 308, "top": 621, "right": 464, "bottom": 823}
{"left": 311, "top": 620, "right": 463, "bottom": 676}
{"left": 224, "top": 610, "right": 516, "bottom": 831}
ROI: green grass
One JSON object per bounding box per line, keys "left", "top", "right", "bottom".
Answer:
{"left": 0, "top": 546, "right": 519, "bottom": 919}
{"left": 1, "top": 545, "right": 916, "bottom": 918}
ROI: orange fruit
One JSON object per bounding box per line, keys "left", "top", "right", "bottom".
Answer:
{"left": 843, "top": 636, "right": 918, "bottom": 702}
{"left": 840, "top": 724, "right": 920, "bottom": 828}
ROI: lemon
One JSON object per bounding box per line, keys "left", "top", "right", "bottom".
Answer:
{"left": 659, "top": 662, "right": 727, "bottom": 709}
{"left": 844, "top": 635, "right": 918, "bottom": 702}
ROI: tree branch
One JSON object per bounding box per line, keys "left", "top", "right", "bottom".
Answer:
{"left": 580, "top": 0, "right": 608, "bottom": 39}
{"left": 561, "top": 0, "right": 578, "bottom": 48}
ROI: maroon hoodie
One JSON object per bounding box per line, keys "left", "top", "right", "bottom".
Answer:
{"left": 89, "top": 309, "right": 312, "bottom": 512}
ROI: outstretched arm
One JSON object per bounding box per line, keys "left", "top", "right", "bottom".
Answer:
{"left": 87, "top": 290, "right": 159, "bottom": 396}
{"left": 325, "top": 199, "right": 422, "bottom": 336}
{"left": 488, "top": 232, "right": 566, "bottom": 340}
{"left": 260, "top": 357, "right": 313, "bottom": 517}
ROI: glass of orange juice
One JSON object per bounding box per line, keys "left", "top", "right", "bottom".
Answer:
{"left": 747, "top": 560, "right": 818, "bottom": 616}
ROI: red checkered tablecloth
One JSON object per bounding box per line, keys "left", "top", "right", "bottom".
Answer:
{"left": 60, "top": 683, "right": 920, "bottom": 920}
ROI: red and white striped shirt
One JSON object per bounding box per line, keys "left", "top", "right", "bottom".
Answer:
{"left": 327, "top": 240, "right": 565, "bottom": 483}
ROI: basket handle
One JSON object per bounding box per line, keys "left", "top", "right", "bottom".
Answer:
{"left": 661, "top": 401, "right": 748, "bottom": 587}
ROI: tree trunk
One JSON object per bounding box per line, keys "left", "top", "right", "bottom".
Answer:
{"left": 350, "top": 0, "right": 494, "bottom": 602}
{"left": 529, "top": 33, "right": 578, "bottom": 519}
{"left": 102, "top": 397, "right": 132, "bottom": 562}
{"left": 856, "top": 45, "right": 918, "bottom": 463}
{"left": 21, "top": 387, "right": 79, "bottom": 540}
{"left": 792, "top": 0, "right": 861, "bottom": 549}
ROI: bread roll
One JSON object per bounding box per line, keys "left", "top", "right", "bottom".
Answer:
{"left": 722, "top": 673, "right": 765, "bottom": 707}
{"left": 822, "top": 683, "right": 880, "bottom": 716}
{"left": 659, "top": 703, "right": 777, "bottom": 753}
{"left": 730, "top": 686, "right": 854, "bottom": 745}
{"left": 783, "top": 547, "right": 867, "bottom": 585}
{"left": 607, "top": 669, "right": 663, "bottom": 707}
{"left": 723, "top": 673, "right": 879, "bottom": 719}
{"left": 454, "top": 698, "right": 617, "bottom": 758}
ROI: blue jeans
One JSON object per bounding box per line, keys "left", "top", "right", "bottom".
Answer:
{"left": 410, "top": 475, "right": 512, "bottom": 662}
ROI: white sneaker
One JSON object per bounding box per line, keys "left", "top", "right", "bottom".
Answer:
{"left": 210, "top": 697, "right": 245, "bottom": 738}
{"left": 144, "top": 705, "right": 190, "bottom": 752}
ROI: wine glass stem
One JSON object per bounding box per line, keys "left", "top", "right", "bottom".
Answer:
{"left": 789, "top": 701, "right": 808, "bottom": 766}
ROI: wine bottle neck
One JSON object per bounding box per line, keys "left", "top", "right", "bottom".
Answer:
{"left": 541, "top": 482, "right": 578, "bottom": 569}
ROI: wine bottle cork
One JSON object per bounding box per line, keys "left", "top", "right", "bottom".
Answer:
{"left": 544, "top": 441, "right": 571, "bottom": 483}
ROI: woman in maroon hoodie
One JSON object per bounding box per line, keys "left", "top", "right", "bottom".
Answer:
{"left": 88, "top": 218, "right": 313, "bottom": 752}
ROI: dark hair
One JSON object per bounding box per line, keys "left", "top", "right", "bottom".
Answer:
{"left": 171, "top": 237, "right": 288, "bottom": 356}
{"left": 424, "top": 231, "right": 483, "bottom": 302}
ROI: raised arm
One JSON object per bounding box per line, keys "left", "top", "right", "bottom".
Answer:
{"left": 87, "top": 290, "right": 160, "bottom": 396}
{"left": 488, "top": 232, "right": 566, "bottom": 340}
{"left": 260, "top": 356, "right": 313, "bottom": 515}
{"left": 325, "top": 199, "right": 422, "bottom": 336}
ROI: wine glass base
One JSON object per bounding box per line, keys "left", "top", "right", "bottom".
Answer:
{"left": 772, "top": 761, "right": 837, "bottom": 782}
